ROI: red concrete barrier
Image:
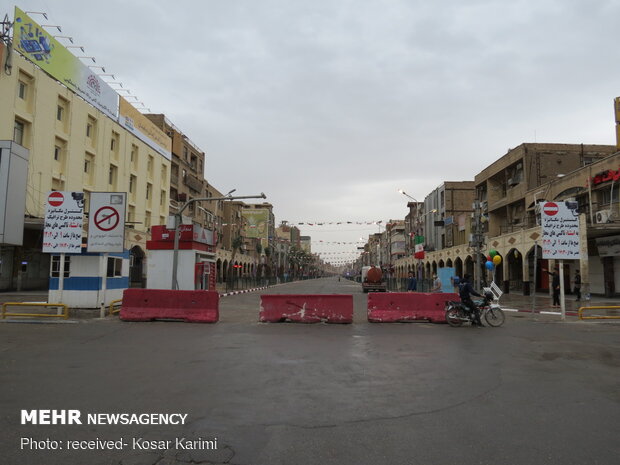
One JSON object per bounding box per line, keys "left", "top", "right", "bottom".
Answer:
{"left": 260, "top": 294, "right": 353, "bottom": 324}
{"left": 120, "top": 289, "right": 219, "bottom": 323}
{"left": 367, "top": 292, "right": 459, "bottom": 323}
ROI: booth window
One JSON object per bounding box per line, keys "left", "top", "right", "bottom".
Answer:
{"left": 51, "top": 256, "right": 71, "bottom": 278}
{"left": 107, "top": 257, "right": 123, "bottom": 277}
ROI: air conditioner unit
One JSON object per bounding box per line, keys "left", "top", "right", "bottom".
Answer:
{"left": 595, "top": 210, "right": 611, "bottom": 224}
{"left": 508, "top": 177, "right": 519, "bottom": 187}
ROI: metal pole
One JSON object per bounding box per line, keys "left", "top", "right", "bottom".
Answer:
{"left": 58, "top": 253, "right": 65, "bottom": 312}
{"left": 559, "top": 259, "right": 565, "bottom": 320}
{"left": 171, "top": 193, "right": 266, "bottom": 290}
{"left": 532, "top": 240, "right": 537, "bottom": 316}
{"left": 100, "top": 252, "right": 108, "bottom": 318}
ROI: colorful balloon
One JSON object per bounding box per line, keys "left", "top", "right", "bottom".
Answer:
{"left": 485, "top": 261, "right": 494, "bottom": 270}
{"left": 489, "top": 249, "right": 497, "bottom": 257}
{"left": 493, "top": 255, "right": 502, "bottom": 265}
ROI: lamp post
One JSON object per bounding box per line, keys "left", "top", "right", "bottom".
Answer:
{"left": 171, "top": 192, "right": 266, "bottom": 290}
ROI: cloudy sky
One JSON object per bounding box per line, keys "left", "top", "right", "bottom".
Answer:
{"left": 13, "top": 0, "right": 620, "bottom": 264}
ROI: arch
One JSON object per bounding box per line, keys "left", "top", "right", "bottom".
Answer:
{"left": 216, "top": 259, "right": 223, "bottom": 283}
{"left": 464, "top": 255, "right": 474, "bottom": 279}
{"left": 129, "top": 246, "right": 146, "bottom": 288}
{"left": 506, "top": 248, "right": 523, "bottom": 294}
{"left": 222, "top": 260, "right": 229, "bottom": 282}
{"left": 526, "top": 243, "right": 545, "bottom": 292}
{"left": 454, "top": 257, "right": 463, "bottom": 278}
{"left": 438, "top": 259, "right": 445, "bottom": 268}
{"left": 446, "top": 258, "right": 453, "bottom": 268}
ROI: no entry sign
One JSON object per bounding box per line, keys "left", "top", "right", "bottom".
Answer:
{"left": 542, "top": 202, "right": 559, "bottom": 216}
{"left": 87, "top": 192, "right": 126, "bottom": 253}
{"left": 48, "top": 191, "right": 64, "bottom": 207}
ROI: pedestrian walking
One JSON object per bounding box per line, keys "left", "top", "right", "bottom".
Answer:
{"left": 574, "top": 270, "right": 581, "bottom": 301}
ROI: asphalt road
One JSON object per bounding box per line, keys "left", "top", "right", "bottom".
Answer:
{"left": 1, "top": 277, "right": 619, "bottom": 465}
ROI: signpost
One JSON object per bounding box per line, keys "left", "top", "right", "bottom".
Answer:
{"left": 540, "top": 201, "right": 580, "bottom": 320}
{"left": 43, "top": 191, "right": 84, "bottom": 307}
{"left": 87, "top": 193, "right": 127, "bottom": 317}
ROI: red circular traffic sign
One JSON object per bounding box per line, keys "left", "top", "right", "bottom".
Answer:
{"left": 94, "top": 206, "right": 120, "bottom": 231}
{"left": 543, "top": 202, "right": 559, "bottom": 216}
{"left": 48, "top": 191, "right": 64, "bottom": 207}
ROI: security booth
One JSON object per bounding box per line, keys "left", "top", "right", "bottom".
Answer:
{"left": 48, "top": 250, "right": 129, "bottom": 308}
{"left": 146, "top": 224, "right": 216, "bottom": 291}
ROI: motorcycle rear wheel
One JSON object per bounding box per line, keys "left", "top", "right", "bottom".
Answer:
{"left": 484, "top": 307, "right": 505, "bottom": 327}
{"left": 445, "top": 306, "right": 463, "bottom": 327}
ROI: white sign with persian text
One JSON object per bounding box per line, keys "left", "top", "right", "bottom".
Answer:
{"left": 42, "top": 191, "right": 84, "bottom": 253}
{"left": 540, "top": 201, "right": 580, "bottom": 259}
{"left": 87, "top": 192, "right": 126, "bottom": 253}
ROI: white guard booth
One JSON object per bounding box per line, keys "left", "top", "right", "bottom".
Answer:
{"left": 146, "top": 225, "right": 216, "bottom": 291}
{"left": 48, "top": 250, "right": 129, "bottom": 308}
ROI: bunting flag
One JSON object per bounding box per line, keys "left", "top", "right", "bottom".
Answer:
{"left": 414, "top": 235, "right": 425, "bottom": 259}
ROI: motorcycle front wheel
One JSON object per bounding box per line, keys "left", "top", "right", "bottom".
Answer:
{"left": 484, "top": 307, "right": 505, "bottom": 327}
{"left": 445, "top": 306, "right": 463, "bottom": 327}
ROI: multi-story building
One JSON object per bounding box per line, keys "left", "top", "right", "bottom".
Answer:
{"left": 144, "top": 114, "right": 207, "bottom": 226}
{"left": 423, "top": 181, "right": 475, "bottom": 252}
{"left": 0, "top": 37, "right": 171, "bottom": 291}
{"left": 475, "top": 143, "right": 615, "bottom": 237}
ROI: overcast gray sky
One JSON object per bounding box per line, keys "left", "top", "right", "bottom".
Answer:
{"left": 14, "top": 0, "right": 620, "bottom": 264}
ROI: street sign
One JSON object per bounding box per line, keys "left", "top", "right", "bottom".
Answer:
{"left": 540, "top": 201, "right": 580, "bottom": 259}
{"left": 48, "top": 191, "right": 64, "bottom": 207}
{"left": 43, "top": 191, "right": 84, "bottom": 253}
{"left": 87, "top": 192, "right": 126, "bottom": 253}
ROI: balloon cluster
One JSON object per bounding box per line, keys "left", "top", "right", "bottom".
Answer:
{"left": 485, "top": 250, "right": 502, "bottom": 270}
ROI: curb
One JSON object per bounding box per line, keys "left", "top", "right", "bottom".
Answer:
{"left": 219, "top": 285, "right": 273, "bottom": 298}
{"left": 503, "top": 307, "right": 579, "bottom": 317}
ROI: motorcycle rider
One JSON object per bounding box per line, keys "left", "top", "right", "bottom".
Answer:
{"left": 458, "top": 274, "right": 484, "bottom": 327}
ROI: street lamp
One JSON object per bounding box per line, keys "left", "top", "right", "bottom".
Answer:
{"left": 171, "top": 192, "right": 267, "bottom": 290}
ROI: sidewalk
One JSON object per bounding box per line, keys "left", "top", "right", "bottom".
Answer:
{"left": 497, "top": 291, "right": 620, "bottom": 319}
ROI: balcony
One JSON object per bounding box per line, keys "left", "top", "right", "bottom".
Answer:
{"left": 183, "top": 172, "right": 203, "bottom": 192}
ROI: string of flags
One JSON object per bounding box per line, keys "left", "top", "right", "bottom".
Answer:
{"left": 284, "top": 220, "right": 385, "bottom": 226}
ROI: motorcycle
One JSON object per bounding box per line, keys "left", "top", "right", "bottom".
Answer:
{"left": 445, "top": 291, "right": 505, "bottom": 327}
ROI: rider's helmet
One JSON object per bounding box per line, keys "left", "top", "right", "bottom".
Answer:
{"left": 484, "top": 291, "right": 494, "bottom": 301}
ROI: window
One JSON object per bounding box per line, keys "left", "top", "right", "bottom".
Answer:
{"left": 108, "top": 165, "right": 117, "bottom": 186}
{"left": 84, "top": 158, "right": 90, "bottom": 174}
{"left": 110, "top": 138, "right": 115, "bottom": 151}
{"left": 146, "top": 183, "right": 152, "bottom": 200}
{"left": 106, "top": 257, "right": 123, "bottom": 277}
{"left": 130, "top": 145, "right": 138, "bottom": 165}
{"left": 14, "top": 120, "right": 25, "bottom": 145}
{"left": 86, "top": 116, "right": 97, "bottom": 141}
{"left": 160, "top": 190, "right": 166, "bottom": 206}
{"left": 57, "top": 105, "right": 63, "bottom": 121}
{"left": 129, "top": 175, "right": 137, "bottom": 194}
{"left": 54, "top": 145, "right": 63, "bottom": 162}
{"left": 147, "top": 155, "right": 154, "bottom": 174}
{"left": 51, "top": 255, "right": 71, "bottom": 278}
{"left": 18, "top": 81, "right": 27, "bottom": 99}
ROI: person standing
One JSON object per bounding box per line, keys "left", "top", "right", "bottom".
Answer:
{"left": 431, "top": 274, "right": 442, "bottom": 292}
{"left": 407, "top": 271, "right": 417, "bottom": 292}
{"left": 544, "top": 268, "right": 561, "bottom": 307}
{"left": 574, "top": 270, "right": 582, "bottom": 301}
